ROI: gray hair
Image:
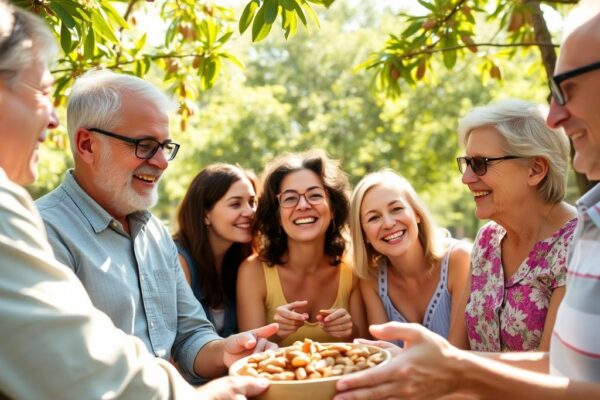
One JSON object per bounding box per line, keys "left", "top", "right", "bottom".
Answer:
{"left": 0, "top": 1, "right": 57, "bottom": 86}
{"left": 66, "top": 69, "right": 177, "bottom": 153}
{"left": 458, "top": 99, "right": 570, "bottom": 203}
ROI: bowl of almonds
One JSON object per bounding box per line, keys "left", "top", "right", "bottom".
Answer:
{"left": 229, "top": 339, "right": 390, "bottom": 400}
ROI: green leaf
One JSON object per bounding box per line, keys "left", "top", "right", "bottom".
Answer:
{"left": 165, "top": 19, "right": 179, "bottom": 47}
{"left": 132, "top": 33, "right": 147, "bottom": 56}
{"left": 282, "top": 9, "right": 297, "bottom": 39}
{"left": 402, "top": 21, "right": 422, "bottom": 38}
{"left": 84, "top": 28, "right": 95, "bottom": 59}
{"left": 90, "top": 9, "right": 118, "bottom": 43}
{"left": 442, "top": 35, "right": 457, "bottom": 69}
{"left": 59, "top": 23, "right": 72, "bottom": 54}
{"left": 200, "top": 19, "right": 218, "bottom": 47}
{"left": 417, "top": 0, "right": 436, "bottom": 11}
{"left": 49, "top": 2, "right": 77, "bottom": 30}
{"left": 239, "top": 0, "right": 259, "bottom": 34}
{"left": 264, "top": 0, "right": 279, "bottom": 24}
{"left": 220, "top": 52, "right": 245, "bottom": 69}
{"left": 252, "top": 4, "right": 273, "bottom": 42}
{"left": 281, "top": 0, "right": 295, "bottom": 11}
{"left": 301, "top": 2, "right": 318, "bottom": 28}
{"left": 99, "top": 0, "right": 128, "bottom": 29}
{"left": 292, "top": 1, "right": 307, "bottom": 26}
{"left": 216, "top": 31, "right": 233, "bottom": 46}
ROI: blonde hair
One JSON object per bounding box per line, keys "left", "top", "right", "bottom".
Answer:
{"left": 349, "top": 169, "right": 446, "bottom": 279}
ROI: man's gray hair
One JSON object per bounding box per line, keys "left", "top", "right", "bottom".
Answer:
{"left": 0, "top": 0, "right": 57, "bottom": 86}
{"left": 458, "top": 98, "right": 570, "bottom": 203}
{"left": 66, "top": 69, "right": 178, "bottom": 153}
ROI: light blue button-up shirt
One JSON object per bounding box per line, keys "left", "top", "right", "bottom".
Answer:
{"left": 37, "top": 170, "right": 221, "bottom": 379}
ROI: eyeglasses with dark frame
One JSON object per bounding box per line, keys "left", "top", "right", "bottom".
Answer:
{"left": 549, "top": 60, "right": 600, "bottom": 106}
{"left": 89, "top": 128, "right": 180, "bottom": 161}
{"left": 456, "top": 155, "right": 521, "bottom": 176}
{"left": 277, "top": 187, "right": 327, "bottom": 208}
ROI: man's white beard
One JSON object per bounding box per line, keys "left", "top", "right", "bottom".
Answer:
{"left": 94, "top": 144, "right": 159, "bottom": 215}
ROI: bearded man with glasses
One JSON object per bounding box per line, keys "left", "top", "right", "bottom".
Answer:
{"left": 36, "top": 69, "right": 278, "bottom": 387}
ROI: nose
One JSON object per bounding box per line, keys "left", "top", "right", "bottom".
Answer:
{"left": 461, "top": 164, "right": 479, "bottom": 185}
{"left": 546, "top": 98, "right": 569, "bottom": 129}
{"left": 147, "top": 146, "right": 169, "bottom": 170}
{"left": 243, "top": 203, "right": 255, "bottom": 216}
{"left": 296, "top": 194, "right": 310, "bottom": 210}
{"left": 382, "top": 213, "right": 395, "bottom": 229}
{"left": 47, "top": 108, "right": 59, "bottom": 130}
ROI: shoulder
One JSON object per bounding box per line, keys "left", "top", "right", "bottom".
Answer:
{"left": 36, "top": 185, "right": 68, "bottom": 215}
{"left": 448, "top": 240, "right": 472, "bottom": 266}
{"left": 239, "top": 254, "right": 265, "bottom": 278}
{"left": 359, "top": 274, "right": 378, "bottom": 294}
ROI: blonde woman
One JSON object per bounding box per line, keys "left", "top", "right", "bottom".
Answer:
{"left": 350, "top": 170, "right": 470, "bottom": 345}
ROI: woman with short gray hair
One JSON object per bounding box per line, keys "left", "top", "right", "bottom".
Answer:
{"left": 455, "top": 98, "right": 577, "bottom": 352}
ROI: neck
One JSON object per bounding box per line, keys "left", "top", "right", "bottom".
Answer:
{"left": 285, "top": 238, "right": 330, "bottom": 272}
{"left": 386, "top": 240, "right": 429, "bottom": 281}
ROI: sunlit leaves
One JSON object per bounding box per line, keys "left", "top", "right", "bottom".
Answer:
{"left": 240, "top": 0, "right": 332, "bottom": 42}
{"left": 358, "top": 0, "right": 563, "bottom": 99}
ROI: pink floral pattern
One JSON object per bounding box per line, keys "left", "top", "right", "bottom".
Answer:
{"left": 465, "top": 218, "right": 577, "bottom": 352}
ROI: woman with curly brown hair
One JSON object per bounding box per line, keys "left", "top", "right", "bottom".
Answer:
{"left": 237, "top": 150, "right": 366, "bottom": 346}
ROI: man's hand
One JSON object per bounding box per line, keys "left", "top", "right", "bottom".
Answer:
{"left": 223, "top": 323, "right": 279, "bottom": 367}
{"left": 196, "top": 376, "right": 269, "bottom": 399}
{"left": 334, "top": 322, "right": 461, "bottom": 400}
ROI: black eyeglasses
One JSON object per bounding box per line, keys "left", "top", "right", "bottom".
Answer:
{"left": 456, "top": 155, "right": 520, "bottom": 176}
{"left": 549, "top": 60, "right": 600, "bottom": 106}
{"left": 89, "top": 128, "right": 180, "bottom": 161}
{"left": 277, "top": 187, "right": 327, "bottom": 208}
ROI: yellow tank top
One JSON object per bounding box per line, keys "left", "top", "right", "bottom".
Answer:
{"left": 263, "top": 262, "right": 353, "bottom": 347}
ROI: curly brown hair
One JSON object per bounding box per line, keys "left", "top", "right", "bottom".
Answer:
{"left": 256, "top": 150, "right": 350, "bottom": 266}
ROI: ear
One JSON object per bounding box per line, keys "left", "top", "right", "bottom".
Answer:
{"left": 527, "top": 156, "right": 549, "bottom": 187}
{"left": 74, "top": 128, "right": 98, "bottom": 165}
{"left": 204, "top": 214, "right": 211, "bottom": 227}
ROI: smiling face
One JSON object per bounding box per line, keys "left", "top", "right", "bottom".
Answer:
{"left": 88, "top": 92, "right": 170, "bottom": 217}
{"left": 546, "top": 14, "right": 600, "bottom": 180}
{"left": 359, "top": 182, "right": 421, "bottom": 259}
{"left": 461, "top": 126, "right": 530, "bottom": 221}
{"left": 0, "top": 57, "right": 59, "bottom": 185}
{"left": 278, "top": 169, "right": 332, "bottom": 242}
{"left": 205, "top": 176, "right": 257, "bottom": 247}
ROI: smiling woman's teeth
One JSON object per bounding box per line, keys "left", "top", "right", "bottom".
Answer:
{"left": 294, "top": 217, "right": 316, "bottom": 225}
{"left": 383, "top": 231, "right": 404, "bottom": 241}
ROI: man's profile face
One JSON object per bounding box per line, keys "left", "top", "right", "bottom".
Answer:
{"left": 547, "top": 16, "right": 600, "bottom": 181}
{"left": 90, "top": 92, "right": 170, "bottom": 216}
{"left": 0, "top": 57, "right": 58, "bottom": 185}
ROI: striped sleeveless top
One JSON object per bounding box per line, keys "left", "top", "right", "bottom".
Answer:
{"left": 378, "top": 244, "right": 454, "bottom": 343}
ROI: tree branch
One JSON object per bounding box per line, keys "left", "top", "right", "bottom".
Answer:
{"left": 397, "top": 41, "right": 559, "bottom": 60}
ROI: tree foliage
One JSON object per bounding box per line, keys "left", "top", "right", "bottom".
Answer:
{"left": 358, "top": 0, "right": 576, "bottom": 98}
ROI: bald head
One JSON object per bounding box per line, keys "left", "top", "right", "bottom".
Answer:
{"left": 557, "top": 11, "right": 600, "bottom": 74}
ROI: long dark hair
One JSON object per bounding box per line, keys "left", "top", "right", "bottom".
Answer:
{"left": 173, "top": 163, "right": 258, "bottom": 308}
{"left": 256, "top": 150, "right": 349, "bottom": 266}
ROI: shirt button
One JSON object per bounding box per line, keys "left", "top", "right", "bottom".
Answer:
{"left": 150, "top": 321, "right": 154, "bottom": 328}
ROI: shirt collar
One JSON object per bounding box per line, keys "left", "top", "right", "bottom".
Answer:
{"left": 61, "top": 169, "right": 151, "bottom": 233}
{"left": 577, "top": 183, "right": 600, "bottom": 228}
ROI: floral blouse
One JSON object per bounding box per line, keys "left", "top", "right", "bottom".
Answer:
{"left": 465, "top": 218, "right": 577, "bottom": 352}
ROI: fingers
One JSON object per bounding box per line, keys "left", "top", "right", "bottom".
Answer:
{"left": 228, "top": 377, "right": 271, "bottom": 398}
{"left": 249, "top": 322, "right": 279, "bottom": 341}
{"left": 333, "top": 380, "right": 400, "bottom": 400}
{"left": 276, "top": 301, "right": 309, "bottom": 322}
{"left": 335, "top": 359, "right": 399, "bottom": 393}
{"left": 370, "top": 322, "right": 427, "bottom": 345}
